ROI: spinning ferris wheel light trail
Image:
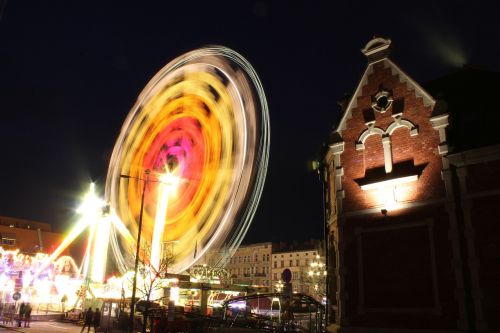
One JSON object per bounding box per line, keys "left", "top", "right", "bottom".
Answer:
{"left": 105, "top": 45, "right": 270, "bottom": 275}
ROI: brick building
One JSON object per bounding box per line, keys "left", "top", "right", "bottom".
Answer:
{"left": 323, "top": 37, "right": 500, "bottom": 332}
{"left": 0, "top": 215, "right": 63, "bottom": 253}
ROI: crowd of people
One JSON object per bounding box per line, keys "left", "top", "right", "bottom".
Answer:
{"left": 1, "top": 302, "right": 103, "bottom": 331}
{"left": 0, "top": 302, "right": 32, "bottom": 328}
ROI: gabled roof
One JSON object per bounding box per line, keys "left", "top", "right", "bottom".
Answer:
{"left": 330, "top": 37, "right": 436, "bottom": 145}
{"left": 333, "top": 61, "right": 436, "bottom": 139}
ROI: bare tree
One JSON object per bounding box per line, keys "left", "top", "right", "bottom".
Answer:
{"left": 130, "top": 244, "right": 176, "bottom": 333}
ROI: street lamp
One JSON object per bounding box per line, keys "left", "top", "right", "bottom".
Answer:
{"left": 313, "top": 159, "right": 330, "bottom": 324}
{"left": 120, "top": 168, "right": 180, "bottom": 332}
{"left": 120, "top": 169, "right": 150, "bottom": 333}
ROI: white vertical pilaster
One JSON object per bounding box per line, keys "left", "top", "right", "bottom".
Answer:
{"left": 382, "top": 135, "right": 393, "bottom": 173}
{"left": 456, "top": 167, "right": 488, "bottom": 331}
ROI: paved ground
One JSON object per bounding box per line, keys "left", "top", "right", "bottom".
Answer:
{"left": 0, "top": 321, "right": 84, "bottom": 333}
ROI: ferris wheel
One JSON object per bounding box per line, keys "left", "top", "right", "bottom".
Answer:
{"left": 105, "top": 46, "right": 270, "bottom": 274}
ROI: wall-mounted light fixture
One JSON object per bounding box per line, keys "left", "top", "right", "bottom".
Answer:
{"left": 360, "top": 174, "right": 418, "bottom": 214}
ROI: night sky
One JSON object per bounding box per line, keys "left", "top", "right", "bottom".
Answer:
{"left": 1, "top": 1, "right": 499, "bottom": 244}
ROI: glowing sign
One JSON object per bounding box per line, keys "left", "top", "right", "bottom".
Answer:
{"left": 190, "top": 265, "right": 230, "bottom": 281}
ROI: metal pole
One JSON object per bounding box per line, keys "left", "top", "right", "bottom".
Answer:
{"left": 316, "top": 161, "right": 329, "bottom": 326}
{"left": 129, "top": 171, "right": 149, "bottom": 333}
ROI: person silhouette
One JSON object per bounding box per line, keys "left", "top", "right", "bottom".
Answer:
{"left": 18, "top": 302, "right": 25, "bottom": 327}
{"left": 80, "top": 307, "right": 94, "bottom": 333}
{"left": 93, "top": 308, "right": 101, "bottom": 332}
{"left": 24, "top": 303, "right": 32, "bottom": 328}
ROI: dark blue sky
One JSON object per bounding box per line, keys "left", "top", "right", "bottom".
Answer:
{"left": 0, "top": 1, "right": 499, "bottom": 243}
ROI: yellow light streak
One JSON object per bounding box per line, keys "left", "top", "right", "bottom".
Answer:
{"left": 151, "top": 171, "right": 179, "bottom": 270}
{"left": 92, "top": 216, "right": 111, "bottom": 282}
{"left": 34, "top": 215, "right": 90, "bottom": 280}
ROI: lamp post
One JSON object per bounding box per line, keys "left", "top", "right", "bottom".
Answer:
{"left": 120, "top": 169, "right": 150, "bottom": 333}
{"left": 313, "top": 159, "right": 330, "bottom": 324}
{"left": 120, "top": 168, "right": 180, "bottom": 332}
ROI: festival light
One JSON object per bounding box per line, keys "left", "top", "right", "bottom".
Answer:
{"left": 34, "top": 183, "right": 135, "bottom": 284}
{"left": 0, "top": 246, "right": 81, "bottom": 308}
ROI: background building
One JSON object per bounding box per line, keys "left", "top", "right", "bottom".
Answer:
{"left": 199, "top": 242, "right": 274, "bottom": 288}
{"left": 198, "top": 239, "right": 326, "bottom": 300}
{"left": 271, "top": 246, "right": 325, "bottom": 300}
{"left": 226, "top": 242, "right": 273, "bottom": 288}
{"left": 0, "top": 215, "right": 63, "bottom": 253}
{"left": 323, "top": 37, "right": 500, "bottom": 332}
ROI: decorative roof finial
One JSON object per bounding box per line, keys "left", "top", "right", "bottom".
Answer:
{"left": 361, "top": 36, "right": 392, "bottom": 63}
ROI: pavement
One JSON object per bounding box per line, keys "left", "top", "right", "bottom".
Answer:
{"left": 0, "top": 321, "right": 84, "bottom": 333}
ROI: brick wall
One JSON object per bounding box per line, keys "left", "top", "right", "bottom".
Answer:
{"left": 335, "top": 60, "right": 460, "bottom": 329}
{"left": 341, "top": 61, "right": 444, "bottom": 213}
{"left": 457, "top": 158, "right": 500, "bottom": 331}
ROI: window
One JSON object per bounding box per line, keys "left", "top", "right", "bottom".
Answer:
{"left": 289, "top": 254, "right": 292, "bottom": 257}
{"left": 306, "top": 253, "right": 308, "bottom": 256}
{"left": 255, "top": 254, "right": 258, "bottom": 262}
{"left": 262, "top": 267, "right": 265, "bottom": 274}
{"left": 293, "top": 271, "right": 298, "bottom": 280}
{"left": 296, "top": 259, "right": 299, "bottom": 266}
{"left": 267, "top": 254, "right": 270, "bottom": 261}
{"left": 306, "top": 259, "right": 309, "bottom": 265}
{"left": 2, "top": 238, "right": 16, "bottom": 246}
{"left": 274, "top": 261, "right": 277, "bottom": 268}
{"left": 280, "top": 260, "right": 284, "bottom": 268}
{"left": 289, "top": 260, "right": 293, "bottom": 267}
{"left": 262, "top": 254, "right": 265, "bottom": 262}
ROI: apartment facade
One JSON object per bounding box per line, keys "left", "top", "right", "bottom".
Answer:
{"left": 199, "top": 242, "right": 275, "bottom": 288}
{"left": 271, "top": 248, "right": 324, "bottom": 298}
{"left": 226, "top": 242, "right": 274, "bottom": 288}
